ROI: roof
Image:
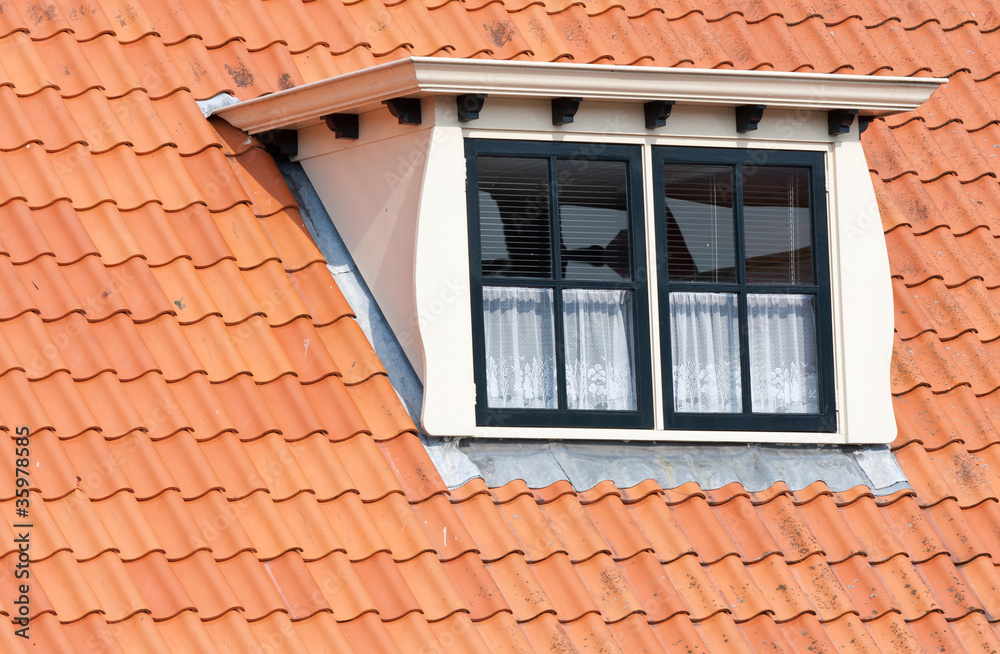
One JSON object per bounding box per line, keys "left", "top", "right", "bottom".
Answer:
{"left": 1, "top": 1, "right": 1000, "bottom": 652}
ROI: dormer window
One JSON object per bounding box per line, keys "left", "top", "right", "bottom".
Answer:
{"left": 213, "top": 57, "right": 942, "bottom": 444}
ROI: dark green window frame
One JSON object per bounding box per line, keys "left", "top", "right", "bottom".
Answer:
{"left": 466, "top": 139, "right": 654, "bottom": 428}
{"left": 466, "top": 140, "right": 836, "bottom": 433}
{"left": 653, "top": 147, "right": 836, "bottom": 432}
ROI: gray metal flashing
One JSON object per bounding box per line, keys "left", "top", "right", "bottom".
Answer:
{"left": 426, "top": 439, "right": 910, "bottom": 494}
{"left": 196, "top": 92, "right": 240, "bottom": 118}
{"left": 278, "top": 157, "right": 910, "bottom": 497}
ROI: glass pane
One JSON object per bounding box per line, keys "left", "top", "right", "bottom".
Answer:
{"left": 748, "top": 294, "right": 819, "bottom": 413}
{"left": 670, "top": 292, "right": 742, "bottom": 413}
{"left": 563, "top": 289, "right": 636, "bottom": 411}
{"left": 743, "top": 167, "right": 813, "bottom": 284}
{"left": 483, "top": 286, "right": 557, "bottom": 409}
{"left": 663, "top": 164, "right": 736, "bottom": 283}
{"left": 557, "top": 159, "right": 631, "bottom": 281}
{"left": 478, "top": 156, "right": 552, "bottom": 279}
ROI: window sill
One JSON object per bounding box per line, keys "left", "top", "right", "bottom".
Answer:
{"left": 469, "top": 424, "right": 892, "bottom": 445}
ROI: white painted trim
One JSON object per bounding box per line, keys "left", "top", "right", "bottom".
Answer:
{"left": 214, "top": 57, "right": 944, "bottom": 133}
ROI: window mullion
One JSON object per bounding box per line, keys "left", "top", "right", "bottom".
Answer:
{"left": 734, "top": 163, "right": 753, "bottom": 415}
{"left": 550, "top": 156, "right": 569, "bottom": 412}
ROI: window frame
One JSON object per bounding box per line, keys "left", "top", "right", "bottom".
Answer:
{"left": 466, "top": 138, "right": 655, "bottom": 429}
{"left": 653, "top": 146, "right": 837, "bottom": 432}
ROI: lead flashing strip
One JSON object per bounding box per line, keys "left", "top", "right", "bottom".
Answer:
{"left": 424, "top": 439, "right": 910, "bottom": 494}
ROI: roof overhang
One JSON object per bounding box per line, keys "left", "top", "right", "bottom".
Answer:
{"left": 213, "top": 57, "right": 946, "bottom": 134}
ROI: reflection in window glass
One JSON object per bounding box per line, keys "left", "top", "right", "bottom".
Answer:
{"left": 743, "top": 167, "right": 813, "bottom": 284}
{"left": 558, "top": 159, "right": 631, "bottom": 282}
{"left": 663, "top": 164, "right": 736, "bottom": 283}
{"left": 478, "top": 156, "right": 552, "bottom": 279}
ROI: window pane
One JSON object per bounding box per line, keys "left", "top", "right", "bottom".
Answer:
{"left": 483, "top": 286, "right": 557, "bottom": 409}
{"left": 557, "top": 159, "right": 631, "bottom": 281}
{"left": 748, "top": 294, "right": 820, "bottom": 413}
{"left": 478, "top": 156, "right": 552, "bottom": 279}
{"left": 563, "top": 289, "right": 636, "bottom": 411}
{"left": 663, "top": 164, "right": 736, "bottom": 283}
{"left": 670, "top": 292, "right": 742, "bottom": 413}
{"left": 743, "top": 167, "right": 813, "bottom": 284}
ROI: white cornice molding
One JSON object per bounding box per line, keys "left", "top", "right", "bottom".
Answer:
{"left": 214, "top": 57, "right": 946, "bottom": 134}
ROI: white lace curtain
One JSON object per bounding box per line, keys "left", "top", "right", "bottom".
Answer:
{"left": 748, "top": 294, "right": 819, "bottom": 413}
{"left": 483, "top": 287, "right": 557, "bottom": 409}
{"left": 670, "top": 292, "right": 742, "bottom": 413}
{"left": 483, "top": 286, "right": 636, "bottom": 411}
{"left": 670, "top": 292, "right": 819, "bottom": 414}
{"left": 563, "top": 289, "right": 636, "bottom": 411}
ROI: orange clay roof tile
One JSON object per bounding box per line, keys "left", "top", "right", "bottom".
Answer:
{"left": 306, "top": 551, "right": 376, "bottom": 622}
{"left": 182, "top": 490, "right": 255, "bottom": 559}
{"left": 564, "top": 554, "right": 643, "bottom": 622}
{"left": 78, "top": 34, "right": 151, "bottom": 99}
{"left": 31, "top": 373, "right": 100, "bottom": 436}
{"left": 9, "top": 88, "right": 64, "bottom": 151}
{"left": 662, "top": 551, "right": 730, "bottom": 619}
{"left": 262, "top": 0, "right": 332, "bottom": 55}
{"left": 224, "top": 0, "right": 285, "bottom": 53}
{"left": 616, "top": 549, "right": 689, "bottom": 620}
{"left": 376, "top": 432, "right": 447, "bottom": 500}
{"left": 241, "top": 431, "right": 313, "bottom": 500}
{"left": 206, "top": 40, "right": 278, "bottom": 99}
{"left": 20, "top": 430, "right": 76, "bottom": 500}
{"left": 31, "top": 201, "right": 99, "bottom": 264}
{"left": 135, "top": 489, "right": 207, "bottom": 560}
{"left": 672, "top": 494, "right": 741, "bottom": 563}
{"left": 0, "top": 200, "right": 51, "bottom": 263}
{"left": 409, "top": 491, "right": 478, "bottom": 561}
{"left": 351, "top": 550, "right": 423, "bottom": 620}
{"left": 161, "top": 36, "right": 233, "bottom": 99}
{"left": 319, "top": 490, "right": 393, "bottom": 559}
{"left": 625, "top": 491, "right": 698, "bottom": 562}
{"left": 152, "top": 431, "right": 227, "bottom": 497}
{"left": 341, "top": 375, "right": 412, "bottom": 442}
{"left": 228, "top": 490, "right": 301, "bottom": 559}
{"left": 396, "top": 550, "right": 471, "bottom": 620}
{"left": 272, "top": 317, "right": 340, "bottom": 382}
{"left": 257, "top": 370, "right": 344, "bottom": 434}
{"left": 439, "top": 550, "right": 510, "bottom": 619}
{"left": 650, "top": 613, "right": 712, "bottom": 652}
{"left": 452, "top": 491, "right": 526, "bottom": 562}
{"left": 498, "top": 495, "right": 568, "bottom": 562}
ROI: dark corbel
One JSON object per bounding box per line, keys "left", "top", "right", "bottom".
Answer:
{"left": 644, "top": 100, "right": 675, "bottom": 129}
{"left": 457, "top": 94, "right": 488, "bottom": 122}
{"left": 323, "top": 113, "right": 359, "bottom": 139}
{"left": 858, "top": 115, "right": 875, "bottom": 136}
{"left": 735, "top": 104, "right": 766, "bottom": 133}
{"left": 383, "top": 98, "right": 422, "bottom": 125}
{"left": 828, "top": 108, "right": 858, "bottom": 136}
{"left": 257, "top": 129, "right": 297, "bottom": 158}
{"left": 552, "top": 97, "right": 582, "bottom": 125}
